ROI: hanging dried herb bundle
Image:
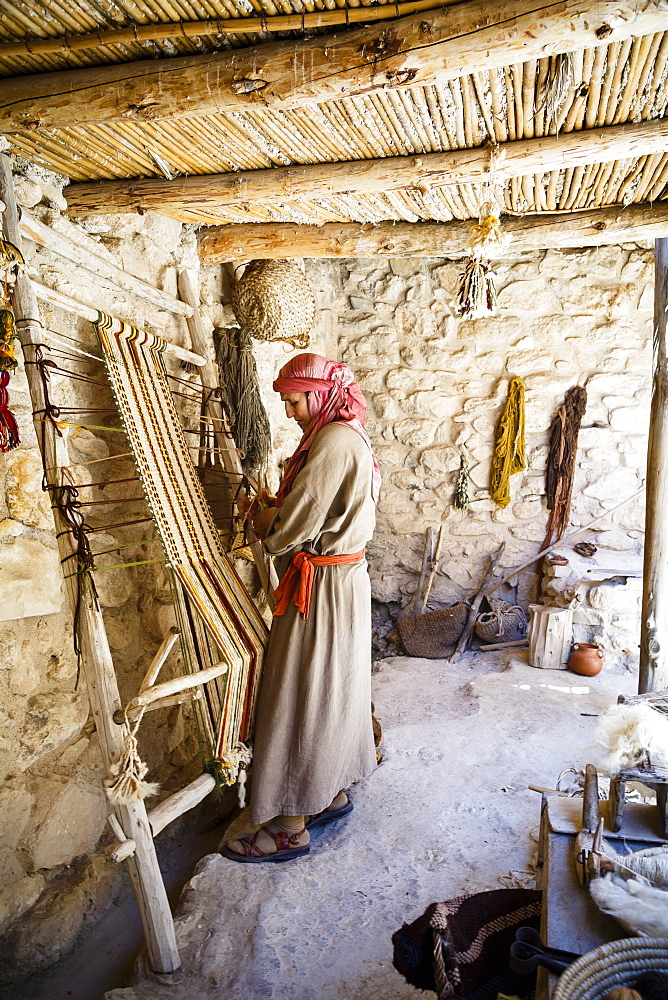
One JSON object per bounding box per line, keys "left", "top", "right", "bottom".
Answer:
{"left": 215, "top": 325, "right": 271, "bottom": 475}
{"left": 456, "top": 206, "right": 510, "bottom": 320}
{"left": 454, "top": 452, "right": 470, "bottom": 510}
{"left": 541, "top": 385, "right": 588, "bottom": 551}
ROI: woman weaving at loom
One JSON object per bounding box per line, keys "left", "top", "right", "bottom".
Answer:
{"left": 222, "top": 353, "right": 380, "bottom": 863}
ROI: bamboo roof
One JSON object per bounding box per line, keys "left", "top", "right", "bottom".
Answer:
{"left": 2, "top": 0, "right": 668, "bottom": 229}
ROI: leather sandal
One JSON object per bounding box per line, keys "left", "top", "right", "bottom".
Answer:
{"left": 220, "top": 827, "right": 310, "bottom": 864}
{"left": 306, "top": 795, "right": 353, "bottom": 831}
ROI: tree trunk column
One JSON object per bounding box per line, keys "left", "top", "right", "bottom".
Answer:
{"left": 640, "top": 238, "right": 668, "bottom": 693}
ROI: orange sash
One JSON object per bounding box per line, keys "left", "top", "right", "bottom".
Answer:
{"left": 273, "top": 549, "right": 366, "bottom": 621}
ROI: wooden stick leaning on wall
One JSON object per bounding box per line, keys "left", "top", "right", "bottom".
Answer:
{"left": 450, "top": 544, "right": 505, "bottom": 664}
{"left": 0, "top": 153, "right": 181, "bottom": 976}
{"left": 20, "top": 210, "right": 193, "bottom": 319}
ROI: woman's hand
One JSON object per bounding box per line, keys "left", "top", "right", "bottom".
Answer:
{"left": 250, "top": 505, "right": 276, "bottom": 540}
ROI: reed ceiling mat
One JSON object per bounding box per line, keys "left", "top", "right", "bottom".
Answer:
{"left": 2, "top": 0, "right": 668, "bottom": 226}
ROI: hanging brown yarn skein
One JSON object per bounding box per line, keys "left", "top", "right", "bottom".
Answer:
{"left": 541, "top": 385, "right": 587, "bottom": 551}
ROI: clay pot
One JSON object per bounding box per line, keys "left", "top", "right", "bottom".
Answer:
{"left": 569, "top": 642, "right": 604, "bottom": 676}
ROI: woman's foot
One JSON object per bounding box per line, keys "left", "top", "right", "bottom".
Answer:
{"left": 221, "top": 820, "right": 310, "bottom": 863}
{"left": 306, "top": 791, "right": 353, "bottom": 831}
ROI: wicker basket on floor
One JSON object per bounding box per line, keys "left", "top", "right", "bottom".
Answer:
{"left": 397, "top": 602, "right": 469, "bottom": 659}
{"left": 232, "top": 259, "right": 316, "bottom": 349}
{"left": 553, "top": 938, "right": 668, "bottom": 1000}
{"left": 474, "top": 599, "right": 527, "bottom": 644}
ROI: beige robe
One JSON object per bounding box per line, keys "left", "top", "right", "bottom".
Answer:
{"left": 249, "top": 422, "right": 377, "bottom": 824}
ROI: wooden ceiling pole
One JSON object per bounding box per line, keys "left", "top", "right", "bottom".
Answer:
{"left": 65, "top": 118, "right": 668, "bottom": 217}
{"left": 197, "top": 202, "right": 668, "bottom": 261}
{"left": 1, "top": 0, "right": 667, "bottom": 130}
{"left": 0, "top": 153, "right": 181, "bottom": 978}
{"left": 640, "top": 238, "right": 668, "bottom": 693}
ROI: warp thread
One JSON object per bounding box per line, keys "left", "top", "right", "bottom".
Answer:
{"left": 215, "top": 326, "right": 271, "bottom": 474}
{"left": 0, "top": 309, "right": 20, "bottom": 453}
{"left": 105, "top": 709, "right": 160, "bottom": 805}
{"left": 541, "top": 385, "right": 587, "bottom": 551}
{"left": 490, "top": 377, "right": 526, "bottom": 508}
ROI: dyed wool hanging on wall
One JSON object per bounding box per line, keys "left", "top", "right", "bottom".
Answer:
{"left": 95, "top": 314, "right": 268, "bottom": 774}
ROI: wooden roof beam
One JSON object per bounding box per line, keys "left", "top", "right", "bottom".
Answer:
{"left": 1, "top": 0, "right": 668, "bottom": 131}
{"left": 197, "top": 202, "right": 668, "bottom": 260}
{"left": 65, "top": 118, "right": 668, "bottom": 217}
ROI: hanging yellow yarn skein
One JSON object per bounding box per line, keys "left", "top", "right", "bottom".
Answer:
{"left": 490, "top": 376, "right": 526, "bottom": 508}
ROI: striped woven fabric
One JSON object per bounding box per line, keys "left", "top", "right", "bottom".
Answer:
{"left": 95, "top": 313, "right": 267, "bottom": 769}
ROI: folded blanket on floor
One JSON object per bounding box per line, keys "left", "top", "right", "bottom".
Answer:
{"left": 392, "top": 887, "right": 541, "bottom": 1000}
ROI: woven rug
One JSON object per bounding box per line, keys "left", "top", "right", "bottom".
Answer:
{"left": 95, "top": 314, "right": 268, "bottom": 768}
{"left": 392, "top": 887, "right": 541, "bottom": 1000}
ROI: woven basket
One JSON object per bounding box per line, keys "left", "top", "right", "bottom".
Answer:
{"left": 232, "top": 260, "right": 316, "bottom": 349}
{"left": 397, "top": 602, "right": 469, "bottom": 659}
{"left": 475, "top": 599, "right": 527, "bottom": 644}
{"left": 553, "top": 938, "right": 668, "bottom": 1000}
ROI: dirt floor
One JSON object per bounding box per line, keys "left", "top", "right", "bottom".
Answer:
{"left": 100, "top": 649, "right": 636, "bottom": 1000}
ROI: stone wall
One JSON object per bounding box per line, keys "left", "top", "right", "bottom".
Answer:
{"left": 294, "top": 250, "right": 650, "bottom": 662}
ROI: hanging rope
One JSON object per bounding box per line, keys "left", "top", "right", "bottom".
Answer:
{"left": 490, "top": 377, "right": 526, "bottom": 508}
{"left": 105, "top": 707, "right": 160, "bottom": 804}
{"left": 541, "top": 385, "right": 588, "bottom": 551}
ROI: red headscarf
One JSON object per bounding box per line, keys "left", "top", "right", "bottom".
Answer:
{"left": 273, "top": 353, "right": 381, "bottom": 506}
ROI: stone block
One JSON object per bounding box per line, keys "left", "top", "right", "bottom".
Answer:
{"left": 0, "top": 873, "right": 45, "bottom": 934}
{"left": 0, "top": 784, "right": 33, "bottom": 849}
{"left": 588, "top": 583, "right": 641, "bottom": 613}
{"left": 512, "top": 498, "right": 544, "bottom": 520}
{"left": 393, "top": 301, "right": 437, "bottom": 341}
{"left": 510, "top": 521, "right": 545, "bottom": 542}
{"left": 13, "top": 176, "right": 42, "bottom": 209}
{"left": 88, "top": 533, "right": 134, "bottom": 608}
{"left": 496, "top": 279, "right": 562, "bottom": 315}
{"left": 609, "top": 405, "right": 648, "bottom": 432}
{"left": 5, "top": 450, "right": 53, "bottom": 530}
{"left": 582, "top": 468, "right": 639, "bottom": 501}
{"left": 0, "top": 536, "right": 64, "bottom": 621}
{"left": 21, "top": 777, "right": 107, "bottom": 871}
{"left": 393, "top": 417, "right": 436, "bottom": 448}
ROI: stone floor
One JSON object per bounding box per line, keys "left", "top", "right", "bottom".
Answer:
{"left": 106, "top": 650, "right": 636, "bottom": 1000}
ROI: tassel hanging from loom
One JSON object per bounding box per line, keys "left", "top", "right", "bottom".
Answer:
{"left": 0, "top": 309, "right": 20, "bottom": 453}
{"left": 105, "top": 712, "right": 160, "bottom": 805}
{"left": 207, "top": 743, "right": 253, "bottom": 807}
{"left": 456, "top": 203, "right": 510, "bottom": 320}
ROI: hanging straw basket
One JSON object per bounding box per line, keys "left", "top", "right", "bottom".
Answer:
{"left": 397, "top": 602, "right": 469, "bottom": 659}
{"left": 553, "top": 938, "right": 668, "bottom": 1000}
{"left": 232, "top": 259, "right": 316, "bottom": 349}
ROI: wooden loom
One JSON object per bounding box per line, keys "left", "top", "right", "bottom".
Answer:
{"left": 0, "top": 153, "right": 270, "bottom": 975}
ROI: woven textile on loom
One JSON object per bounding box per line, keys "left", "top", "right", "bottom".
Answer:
{"left": 95, "top": 314, "right": 268, "bottom": 765}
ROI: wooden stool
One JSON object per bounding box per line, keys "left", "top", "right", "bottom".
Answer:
{"left": 607, "top": 690, "right": 668, "bottom": 837}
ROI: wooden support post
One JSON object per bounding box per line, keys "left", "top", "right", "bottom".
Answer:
{"left": 114, "top": 688, "right": 203, "bottom": 725}
{"left": 640, "top": 238, "right": 668, "bottom": 694}
{"left": 0, "top": 154, "right": 180, "bottom": 976}
{"left": 139, "top": 627, "right": 181, "bottom": 693}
